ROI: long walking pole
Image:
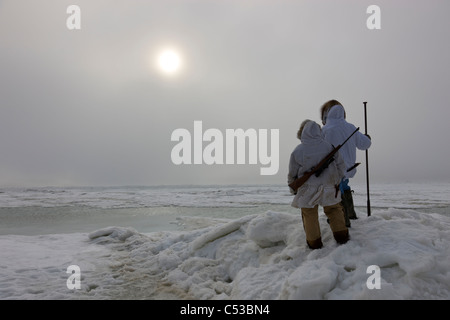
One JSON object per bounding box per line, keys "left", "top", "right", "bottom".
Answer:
{"left": 363, "top": 101, "right": 371, "bottom": 216}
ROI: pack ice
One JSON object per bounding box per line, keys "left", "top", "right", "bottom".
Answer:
{"left": 1, "top": 208, "right": 449, "bottom": 299}
{"left": 85, "top": 209, "right": 450, "bottom": 299}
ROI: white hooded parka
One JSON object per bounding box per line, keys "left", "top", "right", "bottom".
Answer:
{"left": 322, "top": 105, "right": 372, "bottom": 179}
{"left": 288, "top": 121, "right": 346, "bottom": 209}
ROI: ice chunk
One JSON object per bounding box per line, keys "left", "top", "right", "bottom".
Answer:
{"left": 88, "top": 226, "right": 138, "bottom": 242}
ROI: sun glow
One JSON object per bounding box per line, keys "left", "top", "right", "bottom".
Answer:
{"left": 157, "top": 49, "right": 181, "bottom": 74}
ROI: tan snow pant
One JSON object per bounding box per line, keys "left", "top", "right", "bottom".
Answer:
{"left": 301, "top": 203, "right": 349, "bottom": 249}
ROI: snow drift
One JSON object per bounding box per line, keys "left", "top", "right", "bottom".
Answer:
{"left": 85, "top": 208, "right": 450, "bottom": 300}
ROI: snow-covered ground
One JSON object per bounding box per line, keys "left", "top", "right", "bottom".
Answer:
{"left": 1, "top": 207, "right": 449, "bottom": 299}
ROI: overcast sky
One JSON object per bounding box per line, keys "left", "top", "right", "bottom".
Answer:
{"left": 1, "top": 0, "right": 449, "bottom": 187}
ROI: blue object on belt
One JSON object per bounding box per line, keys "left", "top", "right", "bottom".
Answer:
{"left": 339, "top": 178, "right": 350, "bottom": 194}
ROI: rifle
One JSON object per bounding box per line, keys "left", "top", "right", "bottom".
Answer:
{"left": 288, "top": 127, "right": 360, "bottom": 192}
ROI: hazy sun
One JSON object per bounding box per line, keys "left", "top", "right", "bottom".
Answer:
{"left": 157, "top": 49, "right": 181, "bottom": 74}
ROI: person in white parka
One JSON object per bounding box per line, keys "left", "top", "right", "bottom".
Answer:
{"left": 288, "top": 120, "right": 349, "bottom": 249}
{"left": 322, "top": 102, "right": 372, "bottom": 226}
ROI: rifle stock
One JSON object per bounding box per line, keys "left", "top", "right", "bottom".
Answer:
{"left": 288, "top": 171, "right": 313, "bottom": 191}
{"left": 288, "top": 127, "right": 360, "bottom": 192}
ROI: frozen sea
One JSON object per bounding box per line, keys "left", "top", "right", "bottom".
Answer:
{"left": 0, "top": 182, "right": 449, "bottom": 300}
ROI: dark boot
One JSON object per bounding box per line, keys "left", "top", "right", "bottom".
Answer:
{"left": 340, "top": 199, "right": 351, "bottom": 228}
{"left": 333, "top": 229, "right": 349, "bottom": 245}
{"left": 345, "top": 189, "right": 358, "bottom": 219}
{"left": 341, "top": 189, "right": 358, "bottom": 222}
{"left": 307, "top": 237, "right": 323, "bottom": 250}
